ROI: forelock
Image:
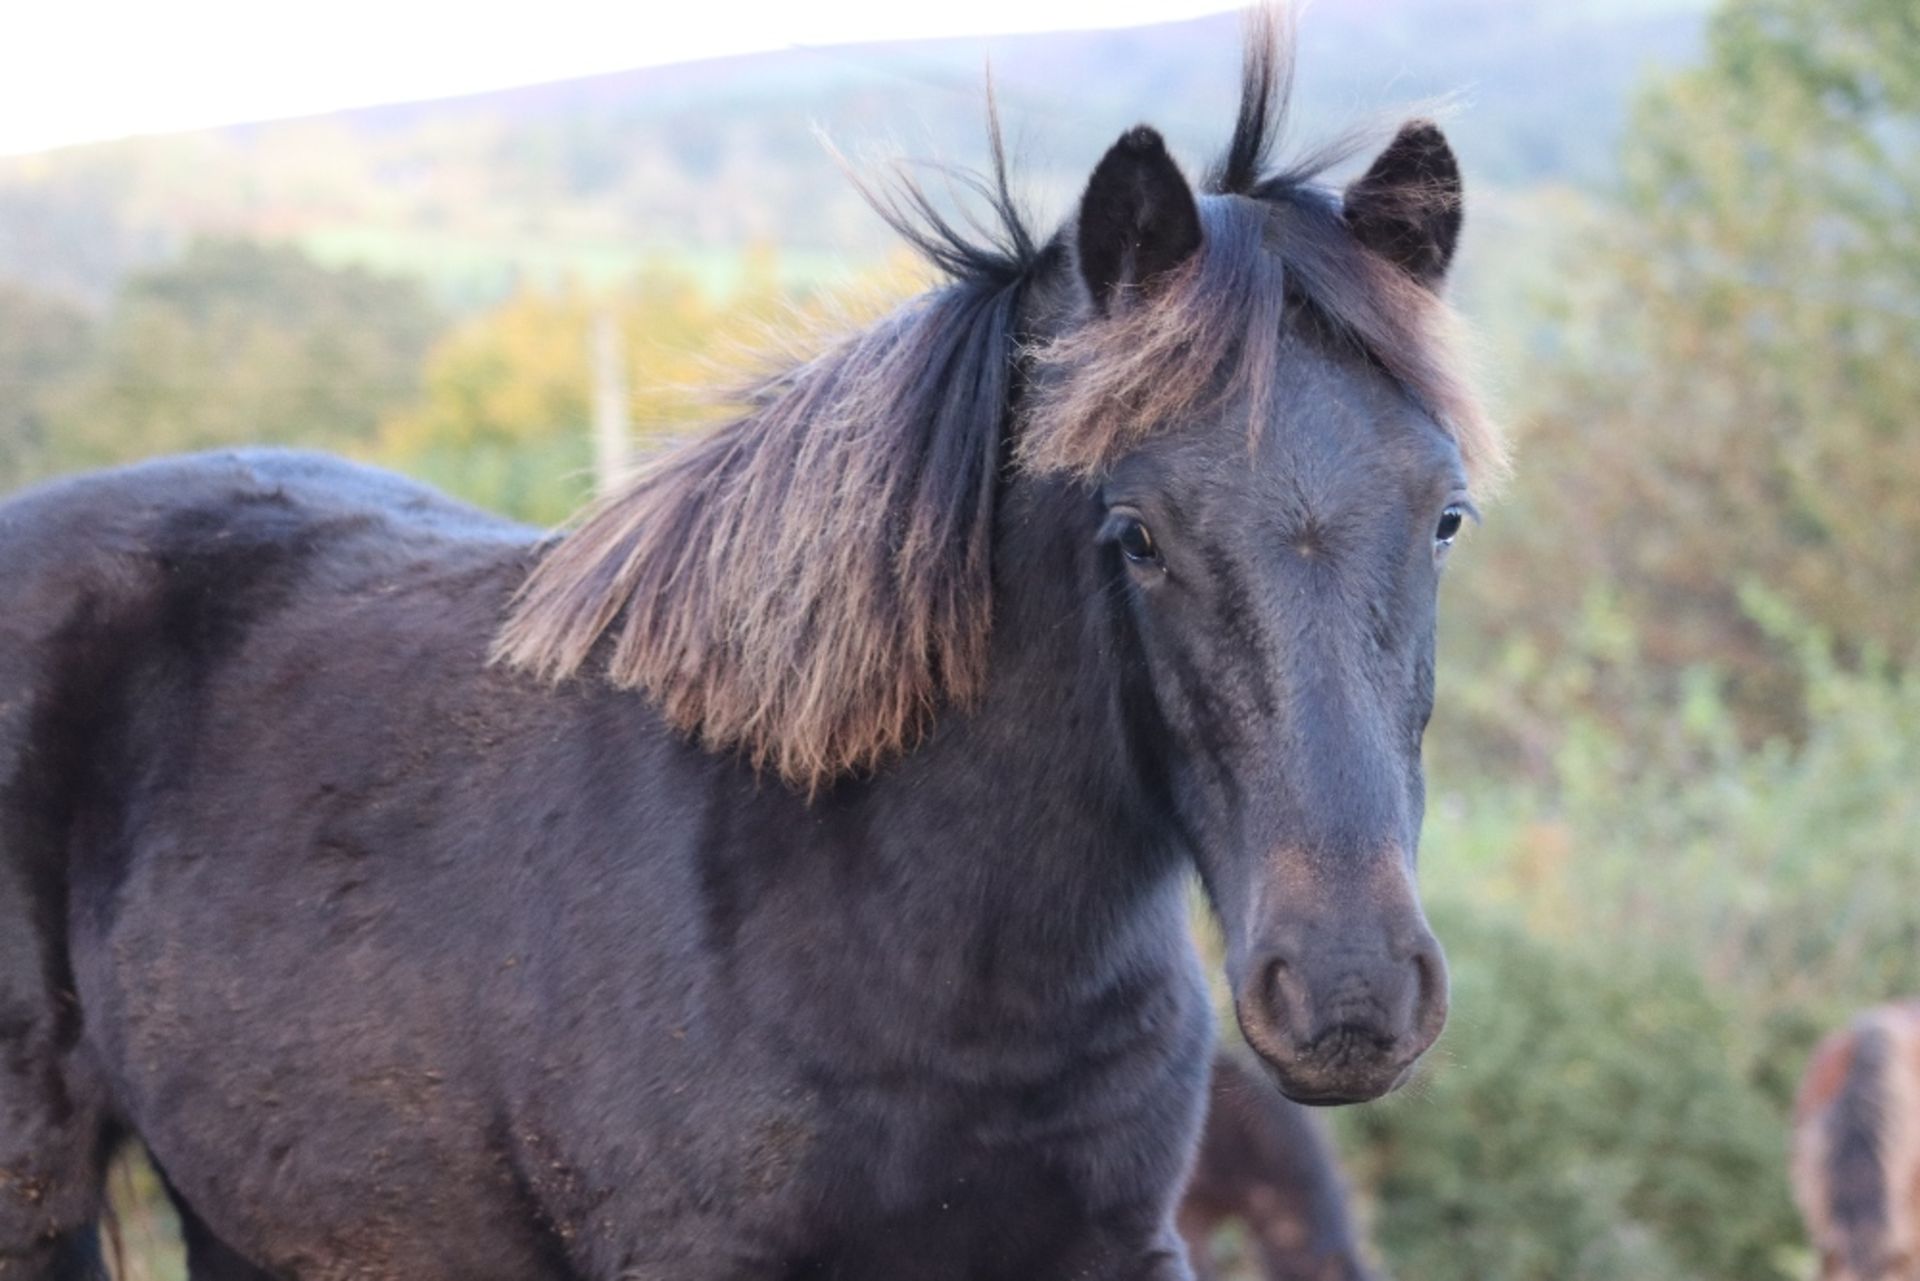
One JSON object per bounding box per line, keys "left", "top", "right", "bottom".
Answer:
{"left": 1020, "top": 187, "right": 1501, "bottom": 487}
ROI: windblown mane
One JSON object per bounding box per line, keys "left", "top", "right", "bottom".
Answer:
{"left": 494, "top": 9, "right": 1503, "bottom": 790}
{"left": 1023, "top": 9, "right": 1498, "bottom": 477}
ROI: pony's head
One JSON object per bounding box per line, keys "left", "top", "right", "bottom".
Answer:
{"left": 497, "top": 11, "right": 1501, "bottom": 1105}
{"left": 1027, "top": 114, "right": 1484, "bottom": 1101}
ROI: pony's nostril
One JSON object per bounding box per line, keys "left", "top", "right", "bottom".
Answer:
{"left": 1264, "top": 956, "right": 1288, "bottom": 1013}
{"left": 1262, "top": 955, "right": 1312, "bottom": 1043}
{"left": 1408, "top": 941, "right": 1449, "bottom": 1043}
{"left": 1413, "top": 948, "right": 1438, "bottom": 999}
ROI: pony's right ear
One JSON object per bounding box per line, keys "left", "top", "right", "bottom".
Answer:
{"left": 1343, "top": 120, "right": 1463, "bottom": 289}
{"left": 1076, "top": 126, "right": 1202, "bottom": 313}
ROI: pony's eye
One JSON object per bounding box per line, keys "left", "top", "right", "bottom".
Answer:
{"left": 1117, "top": 517, "right": 1159, "bottom": 566}
{"left": 1435, "top": 505, "right": 1465, "bottom": 547}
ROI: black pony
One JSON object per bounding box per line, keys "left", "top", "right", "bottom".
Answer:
{"left": 0, "top": 14, "right": 1500, "bottom": 1280}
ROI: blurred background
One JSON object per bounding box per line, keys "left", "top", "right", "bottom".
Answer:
{"left": 5, "top": 0, "right": 1916, "bottom": 1277}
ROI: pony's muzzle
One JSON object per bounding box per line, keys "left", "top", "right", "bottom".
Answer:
{"left": 1234, "top": 911, "right": 1448, "bottom": 1106}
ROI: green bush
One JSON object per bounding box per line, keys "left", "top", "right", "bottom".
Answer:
{"left": 1337, "top": 904, "right": 1797, "bottom": 1281}
{"left": 1339, "top": 635, "right": 1920, "bottom": 1281}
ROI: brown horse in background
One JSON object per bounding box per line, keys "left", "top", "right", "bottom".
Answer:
{"left": 1179, "top": 1055, "right": 1378, "bottom": 1281}
{"left": 1793, "top": 1003, "right": 1920, "bottom": 1281}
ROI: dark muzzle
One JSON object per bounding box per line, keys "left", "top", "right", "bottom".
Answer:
{"left": 1233, "top": 881, "right": 1447, "bottom": 1105}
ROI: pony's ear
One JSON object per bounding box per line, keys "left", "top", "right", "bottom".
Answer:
{"left": 1077, "top": 126, "right": 1202, "bottom": 312}
{"left": 1343, "top": 120, "right": 1463, "bottom": 289}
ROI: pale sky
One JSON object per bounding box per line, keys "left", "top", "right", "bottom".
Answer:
{"left": 0, "top": 0, "right": 1241, "bottom": 157}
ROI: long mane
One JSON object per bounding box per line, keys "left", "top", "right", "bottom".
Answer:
{"left": 493, "top": 8, "right": 1502, "bottom": 791}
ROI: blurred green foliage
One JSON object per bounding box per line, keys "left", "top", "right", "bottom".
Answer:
{"left": 0, "top": 239, "right": 440, "bottom": 491}
{"left": 1323, "top": 2, "right": 1920, "bottom": 1277}
{"left": 1341, "top": 906, "right": 1791, "bottom": 1281}
{"left": 0, "top": 282, "right": 93, "bottom": 483}
{"left": 363, "top": 250, "right": 918, "bottom": 525}
{"left": 1449, "top": 0, "right": 1920, "bottom": 757}
{"left": 368, "top": 253, "right": 798, "bottom": 525}
{"left": 1333, "top": 636, "right": 1920, "bottom": 1281}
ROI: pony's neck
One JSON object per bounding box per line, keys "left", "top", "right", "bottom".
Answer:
{"left": 854, "top": 471, "right": 1189, "bottom": 975}
{"left": 698, "top": 485, "right": 1199, "bottom": 1075}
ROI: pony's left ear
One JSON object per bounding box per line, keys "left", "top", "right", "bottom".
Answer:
{"left": 1343, "top": 120, "right": 1463, "bottom": 289}
{"left": 1077, "top": 126, "right": 1203, "bottom": 312}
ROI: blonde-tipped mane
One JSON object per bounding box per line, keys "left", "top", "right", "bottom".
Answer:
{"left": 494, "top": 12, "right": 1503, "bottom": 792}
{"left": 492, "top": 280, "right": 1023, "bottom": 790}
{"left": 1020, "top": 193, "right": 1499, "bottom": 484}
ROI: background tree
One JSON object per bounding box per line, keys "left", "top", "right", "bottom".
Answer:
{"left": 369, "top": 250, "right": 916, "bottom": 524}
{"left": 1449, "top": 0, "right": 1920, "bottom": 763}
{"left": 43, "top": 239, "right": 441, "bottom": 478}
{"left": 1335, "top": 5, "right": 1920, "bottom": 1277}
{"left": 0, "top": 282, "right": 94, "bottom": 487}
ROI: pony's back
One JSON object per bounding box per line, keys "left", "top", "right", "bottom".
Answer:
{"left": 0, "top": 450, "right": 534, "bottom": 1272}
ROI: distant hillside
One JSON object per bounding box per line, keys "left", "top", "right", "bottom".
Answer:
{"left": 0, "top": 0, "right": 1707, "bottom": 309}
